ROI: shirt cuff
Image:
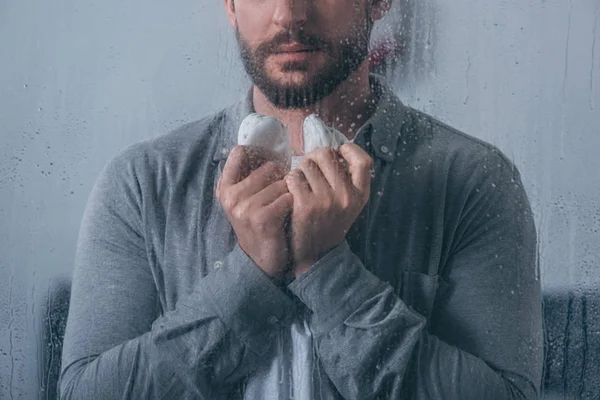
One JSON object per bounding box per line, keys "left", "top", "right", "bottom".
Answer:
{"left": 287, "top": 241, "right": 385, "bottom": 334}
{"left": 200, "top": 243, "right": 297, "bottom": 355}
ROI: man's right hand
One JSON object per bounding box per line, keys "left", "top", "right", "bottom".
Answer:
{"left": 216, "top": 145, "right": 293, "bottom": 279}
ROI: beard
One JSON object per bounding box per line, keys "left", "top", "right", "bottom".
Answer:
{"left": 235, "top": 16, "right": 373, "bottom": 109}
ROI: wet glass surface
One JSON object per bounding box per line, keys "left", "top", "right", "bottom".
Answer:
{"left": 0, "top": 0, "right": 598, "bottom": 398}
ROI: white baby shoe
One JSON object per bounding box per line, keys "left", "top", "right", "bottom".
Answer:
{"left": 302, "top": 114, "right": 349, "bottom": 152}
{"left": 293, "top": 114, "right": 350, "bottom": 168}
{"left": 237, "top": 113, "right": 292, "bottom": 167}
{"left": 237, "top": 113, "right": 348, "bottom": 170}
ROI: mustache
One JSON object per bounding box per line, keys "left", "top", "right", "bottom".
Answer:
{"left": 257, "top": 31, "right": 331, "bottom": 55}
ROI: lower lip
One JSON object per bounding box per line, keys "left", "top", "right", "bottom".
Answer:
{"left": 272, "top": 50, "right": 320, "bottom": 62}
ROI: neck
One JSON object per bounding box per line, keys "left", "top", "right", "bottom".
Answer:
{"left": 252, "top": 63, "right": 376, "bottom": 155}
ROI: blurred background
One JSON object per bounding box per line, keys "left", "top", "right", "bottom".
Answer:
{"left": 0, "top": 0, "right": 598, "bottom": 398}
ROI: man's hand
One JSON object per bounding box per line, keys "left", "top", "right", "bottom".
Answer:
{"left": 284, "top": 143, "right": 372, "bottom": 278}
{"left": 216, "top": 145, "right": 293, "bottom": 279}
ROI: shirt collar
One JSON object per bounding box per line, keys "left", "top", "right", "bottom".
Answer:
{"left": 213, "top": 73, "right": 407, "bottom": 163}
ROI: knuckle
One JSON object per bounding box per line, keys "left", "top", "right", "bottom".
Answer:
{"left": 221, "top": 193, "right": 236, "bottom": 211}
{"left": 308, "top": 148, "right": 323, "bottom": 161}
{"left": 317, "top": 147, "right": 335, "bottom": 160}
{"left": 313, "top": 147, "right": 326, "bottom": 156}
{"left": 356, "top": 158, "right": 370, "bottom": 170}
{"left": 285, "top": 171, "right": 297, "bottom": 183}
{"left": 279, "top": 180, "right": 291, "bottom": 194}
{"left": 289, "top": 169, "right": 304, "bottom": 181}
{"left": 232, "top": 201, "right": 250, "bottom": 221}
{"left": 231, "top": 206, "right": 243, "bottom": 221}
{"left": 339, "top": 194, "right": 351, "bottom": 210}
{"left": 299, "top": 158, "right": 314, "bottom": 170}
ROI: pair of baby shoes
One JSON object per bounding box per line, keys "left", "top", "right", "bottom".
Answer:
{"left": 237, "top": 113, "right": 349, "bottom": 170}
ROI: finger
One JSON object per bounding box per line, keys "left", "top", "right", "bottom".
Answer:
{"left": 307, "top": 147, "right": 353, "bottom": 192}
{"left": 244, "top": 146, "right": 280, "bottom": 171}
{"left": 253, "top": 180, "right": 289, "bottom": 207}
{"left": 262, "top": 192, "right": 294, "bottom": 224}
{"left": 285, "top": 169, "right": 311, "bottom": 198}
{"left": 234, "top": 161, "right": 288, "bottom": 199}
{"left": 297, "top": 158, "right": 330, "bottom": 194}
{"left": 338, "top": 143, "right": 373, "bottom": 193}
{"left": 220, "top": 146, "right": 249, "bottom": 187}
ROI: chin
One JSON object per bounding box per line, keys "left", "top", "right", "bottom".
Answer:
{"left": 275, "top": 66, "right": 328, "bottom": 83}
{"left": 281, "top": 74, "right": 315, "bottom": 87}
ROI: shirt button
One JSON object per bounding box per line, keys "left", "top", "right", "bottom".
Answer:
{"left": 267, "top": 316, "right": 279, "bottom": 325}
{"left": 380, "top": 145, "right": 389, "bottom": 154}
{"left": 213, "top": 260, "right": 223, "bottom": 270}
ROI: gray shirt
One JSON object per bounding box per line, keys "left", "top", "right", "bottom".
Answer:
{"left": 60, "top": 74, "right": 544, "bottom": 399}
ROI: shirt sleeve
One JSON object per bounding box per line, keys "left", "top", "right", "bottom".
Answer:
{"left": 59, "top": 148, "right": 296, "bottom": 399}
{"left": 287, "top": 159, "right": 544, "bottom": 400}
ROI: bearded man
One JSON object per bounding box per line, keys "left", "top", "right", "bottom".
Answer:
{"left": 60, "top": 0, "right": 544, "bottom": 398}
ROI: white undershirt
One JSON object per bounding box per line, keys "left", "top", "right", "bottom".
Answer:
{"left": 240, "top": 123, "right": 356, "bottom": 399}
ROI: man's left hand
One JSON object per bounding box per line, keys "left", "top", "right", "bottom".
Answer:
{"left": 285, "top": 143, "right": 373, "bottom": 278}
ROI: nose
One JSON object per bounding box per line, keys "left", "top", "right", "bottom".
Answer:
{"left": 272, "top": 0, "right": 308, "bottom": 31}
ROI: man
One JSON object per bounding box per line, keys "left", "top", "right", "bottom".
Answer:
{"left": 60, "top": 0, "right": 544, "bottom": 399}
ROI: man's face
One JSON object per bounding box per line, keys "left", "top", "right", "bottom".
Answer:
{"left": 229, "top": 0, "right": 374, "bottom": 109}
